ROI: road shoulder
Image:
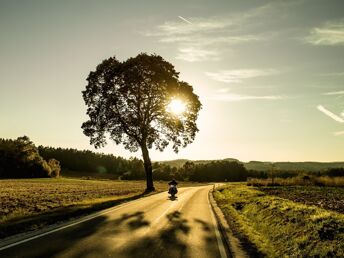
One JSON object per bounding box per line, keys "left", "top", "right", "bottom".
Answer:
{"left": 209, "top": 185, "right": 249, "bottom": 258}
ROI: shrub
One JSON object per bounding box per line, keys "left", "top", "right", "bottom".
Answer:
{"left": 48, "top": 159, "right": 61, "bottom": 178}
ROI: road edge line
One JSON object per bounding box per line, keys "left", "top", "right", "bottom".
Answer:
{"left": 0, "top": 190, "right": 166, "bottom": 251}
{"left": 208, "top": 184, "right": 249, "bottom": 258}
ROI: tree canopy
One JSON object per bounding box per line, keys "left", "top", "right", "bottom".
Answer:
{"left": 82, "top": 53, "right": 201, "bottom": 191}
{"left": 0, "top": 136, "right": 60, "bottom": 178}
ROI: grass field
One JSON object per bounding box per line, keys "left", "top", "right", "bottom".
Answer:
{"left": 0, "top": 178, "right": 198, "bottom": 238}
{"left": 214, "top": 183, "right": 344, "bottom": 257}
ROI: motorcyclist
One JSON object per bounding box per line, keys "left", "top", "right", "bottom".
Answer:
{"left": 168, "top": 179, "right": 178, "bottom": 196}
{"left": 168, "top": 179, "right": 178, "bottom": 186}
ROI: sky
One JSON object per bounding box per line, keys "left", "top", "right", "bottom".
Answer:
{"left": 0, "top": 0, "right": 344, "bottom": 162}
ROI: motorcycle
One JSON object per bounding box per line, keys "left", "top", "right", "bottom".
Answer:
{"left": 168, "top": 184, "right": 178, "bottom": 197}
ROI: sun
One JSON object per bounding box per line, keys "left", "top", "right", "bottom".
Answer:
{"left": 167, "top": 99, "right": 186, "bottom": 115}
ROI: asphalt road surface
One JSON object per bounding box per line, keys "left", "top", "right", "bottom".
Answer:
{"left": 0, "top": 185, "right": 227, "bottom": 258}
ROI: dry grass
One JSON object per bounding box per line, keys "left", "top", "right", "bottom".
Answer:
{"left": 214, "top": 184, "right": 344, "bottom": 257}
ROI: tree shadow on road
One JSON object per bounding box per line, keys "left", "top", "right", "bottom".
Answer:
{"left": 1, "top": 210, "right": 223, "bottom": 258}
{"left": 122, "top": 211, "right": 190, "bottom": 258}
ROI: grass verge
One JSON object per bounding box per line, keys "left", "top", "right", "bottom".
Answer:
{"left": 213, "top": 184, "right": 344, "bottom": 257}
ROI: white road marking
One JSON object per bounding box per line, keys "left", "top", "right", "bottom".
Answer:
{"left": 208, "top": 193, "right": 228, "bottom": 258}
{"left": 0, "top": 193, "right": 163, "bottom": 251}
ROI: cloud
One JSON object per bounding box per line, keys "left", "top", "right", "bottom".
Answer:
{"left": 205, "top": 69, "right": 277, "bottom": 83}
{"left": 178, "top": 16, "right": 192, "bottom": 24}
{"left": 213, "top": 93, "right": 283, "bottom": 102}
{"left": 334, "top": 131, "right": 344, "bottom": 136}
{"left": 323, "top": 91, "right": 344, "bottom": 96}
{"left": 159, "top": 35, "right": 261, "bottom": 45}
{"left": 144, "top": 17, "right": 262, "bottom": 62}
{"left": 143, "top": 2, "right": 287, "bottom": 62}
{"left": 317, "top": 105, "right": 344, "bottom": 123}
{"left": 175, "top": 47, "right": 219, "bottom": 62}
{"left": 306, "top": 20, "right": 344, "bottom": 46}
{"left": 154, "top": 17, "right": 229, "bottom": 36}
{"left": 320, "top": 72, "right": 344, "bottom": 76}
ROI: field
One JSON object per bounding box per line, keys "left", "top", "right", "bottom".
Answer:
{"left": 260, "top": 186, "right": 344, "bottom": 214}
{"left": 214, "top": 183, "right": 344, "bottom": 257}
{"left": 0, "top": 178, "right": 197, "bottom": 238}
{"left": 247, "top": 176, "right": 344, "bottom": 187}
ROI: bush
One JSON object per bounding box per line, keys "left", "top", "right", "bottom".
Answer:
{"left": 48, "top": 159, "right": 61, "bottom": 178}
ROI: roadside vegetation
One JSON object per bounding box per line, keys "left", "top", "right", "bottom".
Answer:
{"left": 214, "top": 184, "right": 344, "bottom": 257}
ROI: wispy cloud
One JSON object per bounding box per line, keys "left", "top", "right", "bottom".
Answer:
{"left": 306, "top": 20, "right": 344, "bottom": 46}
{"left": 143, "top": 2, "right": 286, "bottom": 62}
{"left": 320, "top": 72, "right": 344, "bottom": 76}
{"left": 334, "top": 131, "right": 344, "bottom": 136}
{"left": 175, "top": 47, "right": 219, "bottom": 62}
{"left": 323, "top": 91, "right": 344, "bottom": 96}
{"left": 317, "top": 105, "right": 344, "bottom": 123}
{"left": 205, "top": 69, "right": 277, "bottom": 83}
{"left": 178, "top": 16, "right": 192, "bottom": 24}
{"left": 213, "top": 93, "right": 283, "bottom": 102}
{"left": 159, "top": 35, "right": 261, "bottom": 45}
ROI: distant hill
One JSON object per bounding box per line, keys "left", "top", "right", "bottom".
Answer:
{"left": 245, "top": 161, "right": 344, "bottom": 172}
{"left": 156, "top": 158, "right": 239, "bottom": 168}
{"left": 157, "top": 159, "right": 344, "bottom": 172}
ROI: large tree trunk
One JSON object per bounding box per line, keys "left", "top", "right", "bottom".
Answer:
{"left": 141, "top": 143, "right": 155, "bottom": 192}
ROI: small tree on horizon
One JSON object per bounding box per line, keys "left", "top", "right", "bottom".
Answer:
{"left": 82, "top": 53, "right": 201, "bottom": 191}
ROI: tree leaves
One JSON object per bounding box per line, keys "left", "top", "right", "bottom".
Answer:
{"left": 82, "top": 53, "right": 201, "bottom": 153}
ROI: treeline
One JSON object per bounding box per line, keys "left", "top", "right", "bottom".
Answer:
{"left": 0, "top": 136, "right": 60, "bottom": 178}
{"left": 6, "top": 136, "right": 341, "bottom": 182}
{"left": 38, "top": 146, "right": 144, "bottom": 177}
{"left": 154, "top": 161, "right": 248, "bottom": 182}
{"left": 38, "top": 145, "right": 248, "bottom": 182}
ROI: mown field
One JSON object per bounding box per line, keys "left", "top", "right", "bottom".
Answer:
{"left": 0, "top": 178, "right": 197, "bottom": 238}
{"left": 214, "top": 183, "right": 344, "bottom": 257}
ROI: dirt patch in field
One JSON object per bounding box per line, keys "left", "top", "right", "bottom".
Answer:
{"left": 259, "top": 186, "right": 344, "bottom": 214}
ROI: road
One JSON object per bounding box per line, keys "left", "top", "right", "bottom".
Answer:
{"left": 0, "top": 185, "right": 227, "bottom": 258}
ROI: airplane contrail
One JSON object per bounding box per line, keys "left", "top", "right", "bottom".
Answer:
{"left": 178, "top": 16, "right": 192, "bottom": 24}
{"left": 317, "top": 105, "right": 344, "bottom": 123}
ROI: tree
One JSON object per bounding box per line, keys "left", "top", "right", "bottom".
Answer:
{"left": 0, "top": 136, "right": 57, "bottom": 178}
{"left": 82, "top": 53, "right": 201, "bottom": 191}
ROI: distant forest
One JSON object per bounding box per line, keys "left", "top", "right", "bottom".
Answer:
{"left": 1, "top": 136, "right": 343, "bottom": 181}
{"left": 38, "top": 146, "right": 248, "bottom": 182}
{"left": 0, "top": 136, "right": 60, "bottom": 178}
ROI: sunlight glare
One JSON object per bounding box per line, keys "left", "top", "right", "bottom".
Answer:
{"left": 167, "top": 99, "right": 186, "bottom": 115}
